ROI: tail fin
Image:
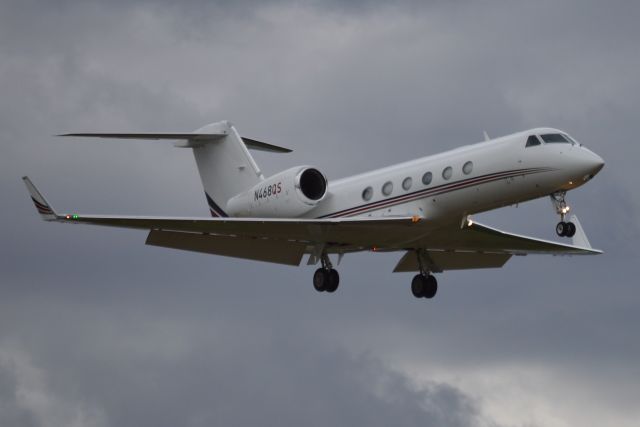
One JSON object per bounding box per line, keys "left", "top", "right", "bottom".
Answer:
{"left": 23, "top": 176, "right": 58, "bottom": 221}
{"left": 189, "top": 121, "right": 265, "bottom": 217}
{"left": 58, "top": 120, "right": 292, "bottom": 217}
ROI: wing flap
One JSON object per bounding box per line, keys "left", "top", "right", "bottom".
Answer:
{"left": 393, "top": 250, "right": 511, "bottom": 272}
{"left": 146, "top": 230, "right": 305, "bottom": 265}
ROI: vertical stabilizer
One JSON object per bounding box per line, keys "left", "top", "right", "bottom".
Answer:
{"left": 191, "top": 121, "right": 264, "bottom": 217}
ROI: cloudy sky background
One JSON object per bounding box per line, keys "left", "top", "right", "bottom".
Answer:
{"left": 1, "top": 1, "right": 639, "bottom": 426}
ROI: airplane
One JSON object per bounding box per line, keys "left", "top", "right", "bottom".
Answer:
{"left": 23, "top": 120, "right": 604, "bottom": 300}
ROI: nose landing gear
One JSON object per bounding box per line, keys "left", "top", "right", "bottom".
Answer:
{"left": 551, "top": 191, "right": 576, "bottom": 237}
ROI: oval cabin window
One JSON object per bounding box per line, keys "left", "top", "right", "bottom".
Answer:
{"left": 442, "top": 166, "right": 453, "bottom": 180}
{"left": 462, "top": 161, "right": 473, "bottom": 175}
{"left": 402, "top": 177, "right": 412, "bottom": 191}
{"left": 382, "top": 181, "right": 393, "bottom": 196}
{"left": 362, "top": 186, "right": 373, "bottom": 201}
{"left": 422, "top": 172, "right": 432, "bottom": 185}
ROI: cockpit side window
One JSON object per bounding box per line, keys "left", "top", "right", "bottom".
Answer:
{"left": 526, "top": 135, "right": 541, "bottom": 147}
{"left": 563, "top": 134, "right": 579, "bottom": 145}
{"left": 541, "top": 133, "right": 570, "bottom": 143}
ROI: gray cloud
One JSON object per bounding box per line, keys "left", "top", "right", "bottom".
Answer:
{"left": 1, "top": 0, "right": 639, "bottom": 426}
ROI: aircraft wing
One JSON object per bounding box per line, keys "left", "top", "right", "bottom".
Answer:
{"left": 394, "top": 216, "right": 601, "bottom": 272}
{"left": 23, "top": 177, "right": 423, "bottom": 265}
{"left": 24, "top": 177, "right": 601, "bottom": 268}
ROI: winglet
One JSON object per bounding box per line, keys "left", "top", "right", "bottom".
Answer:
{"left": 569, "top": 214, "right": 593, "bottom": 249}
{"left": 22, "top": 176, "right": 58, "bottom": 221}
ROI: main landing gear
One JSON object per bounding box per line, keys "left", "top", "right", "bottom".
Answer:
{"left": 411, "top": 250, "right": 438, "bottom": 299}
{"left": 550, "top": 191, "right": 576, "bottom": 237}
{"left": 411, "top": 273, "right": 437, "bottom": 299}
{"left": 313, "top": 253, "right": 339, "bottom": 293}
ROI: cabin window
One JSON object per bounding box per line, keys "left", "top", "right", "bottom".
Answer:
{"left": 362, "top": 186, "right": 373, "bottom": 201}
{"left": 526, "top": 135, "right": 541, "bottom": 147}
{"left": 541, "top": 133, "right": 570, "bottom": 143}
{"left": 442, "top": 166, "right": 453, "bottom": 180}
{"left": 422, "top": 171, "right": 432, "bottom": 185}
{"left": 462, "top": 161, "right": 473, "bottom": 175}
{"left": 382, "top": 181, "right": 393, "bottom": 196}
{"left": 402, "top": 177, "right": 412, "bottom": 191}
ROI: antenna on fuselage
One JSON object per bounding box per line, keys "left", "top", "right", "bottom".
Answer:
{"left": 483, "top": 131, "right": 490, "bottom": 142}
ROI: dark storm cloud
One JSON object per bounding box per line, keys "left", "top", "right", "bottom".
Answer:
{"left": 1, "top": 0, "right": 639, "bottom": 426}
{"left": 1, "top": 298, "right": 491, "bottom": 427}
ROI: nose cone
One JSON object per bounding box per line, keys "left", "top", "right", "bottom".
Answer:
{"left": 579, "top": 149, "right": 605, "bottom": 181}
{"left": 588, "top": 152, "right": 605, "bottom": 175}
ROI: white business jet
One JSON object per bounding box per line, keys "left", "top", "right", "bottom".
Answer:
{"left": 24, "top": 120, "right": 604, "bottom": 299}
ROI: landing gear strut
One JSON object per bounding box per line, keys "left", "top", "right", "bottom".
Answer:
{"left": 313, "top": 252, "right": 339, "bottom": 293}
{"left": 550, "top": 191, "right": 576, "bottom": 238}
{"left": 411, "top": 250, "right": 438, "bottom": 299}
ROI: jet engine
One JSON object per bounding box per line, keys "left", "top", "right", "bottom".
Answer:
{"left": 226, "top": 166, "right": 327, "bottom": 217}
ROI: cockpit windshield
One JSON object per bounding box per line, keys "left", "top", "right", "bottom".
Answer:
{"left": 541, "top": 133, "right": 571, "bottom": 144}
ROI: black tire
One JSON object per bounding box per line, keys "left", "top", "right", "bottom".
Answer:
{"left": 556, "top": 221, "right": 567, "bottom": 237}
{"left": 423, "top": 275, "right": 438, "bottom": 299}
{"left": 313, "top": 268, "right": 328, "bottom": 292}
{"left": 411, "top": 274, "right": 426, "bottom": 298}
{"left": 566, "top": 222, "right": 576, "bottom": 237}
{"left": 325, "top": 269, "right": 340, "bottom": 293}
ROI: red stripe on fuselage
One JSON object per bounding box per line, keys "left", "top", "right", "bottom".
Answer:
{"left": 320, "top": 167, "right": 553, "bottom": 218}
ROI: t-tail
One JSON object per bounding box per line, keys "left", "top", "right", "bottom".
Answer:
{"left": 56, "top": 120, "right": 292, "bottom": 217}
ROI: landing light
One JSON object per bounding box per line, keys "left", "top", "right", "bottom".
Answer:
{"left": 467, "top": 219, "right": 473, "bottom": 226}
{"left": 561, "top": 206, "right": 570, "bottom": 214}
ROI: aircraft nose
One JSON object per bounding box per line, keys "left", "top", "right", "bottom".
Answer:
{"left": 588, "top": 152, "right": 604, "bottom": 174}
{"left": 579, "top": 150, "right": 604, "bottom": 181}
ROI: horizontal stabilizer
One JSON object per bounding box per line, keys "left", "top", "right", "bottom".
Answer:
{"left": 57, "top": 133, "right": 292, "bottom": 153}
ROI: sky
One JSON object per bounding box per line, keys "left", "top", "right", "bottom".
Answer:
{"left": 1, "top": 1, "right": 639, "bottom": 426}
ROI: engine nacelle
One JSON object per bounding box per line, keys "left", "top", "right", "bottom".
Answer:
{"left": 226, "top": 166, "right": 328, "bottom": 217}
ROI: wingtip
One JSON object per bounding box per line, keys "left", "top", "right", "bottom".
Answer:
{"left": 23, "top": 177, "right": 58, "bottom": 220}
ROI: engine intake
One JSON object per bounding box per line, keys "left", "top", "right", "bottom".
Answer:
{"left": 298, "top": 168, "right": 327, "bottom": 201}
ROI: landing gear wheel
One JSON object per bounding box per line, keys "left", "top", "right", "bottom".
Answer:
{"left": 313, "top": 268, "right": 328, "bottom": 292}
{"left": 411, "top": 274, "right": 438, "bottom": 299}
{"left": 423, "top": 275, "right": 438, "bottom": 299}
{"left": 550, "top": 191, "right": 577, "bottom": 238}
{"left": 325, "top": 269, "right": 340, "bottom": 293}
{"left": 411, "top": 274, "right": 427, "bottom": 298}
